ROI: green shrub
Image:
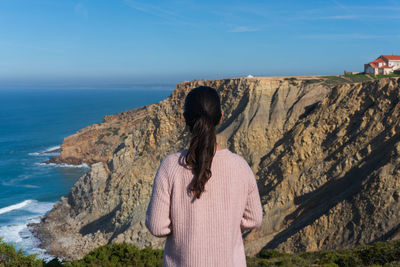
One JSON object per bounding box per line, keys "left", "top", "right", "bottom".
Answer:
{"left": 2, "top": 236, "right": 400, "bottom": 267}
{"left": 322, "top": 76, "right": 350, "bottom": 85}
{"left": 254, "top": 241, "right": 400, "bottom": 266}
{"left": 321, "top": 263, "right": 339, "bottom": 267}
{"left": 65, "top": 243, "right": 163, "bottom": 267}
{"left": 43, "top": 258, "right": 63, "bottom": 267}
{"left": 356, "top": 241, "right": 400, "bottom": 266}
{"left": 259, "top": 249, "right": 287, "bottom": 259}
{"left": 304, "top": 79, "right": 324, "bottom": 84}
{"left": 0, "top": 237, "right": 44, "bottom": 267}
{"left": 284, "top": 77, "right": 297, "bottom": 85}
{"left": 333, "top": 253, "right": 362, "bottom": 267}
{"left": 384, "top": 261, "right": 400, "bottom": 266}
{"left": 344, "top": 74, "right": 373, "bottom": 83}
{"left": 246, "top": 256, "right": 270, "bottom": 266}
{"left": 315, "top": 250, "right": 361, "bottom": 266}
{"left": 274, "top": 255, "right": 308, "bottom": 266}
{"left": 371, "top": 74, "right": 400, "bottom": 79}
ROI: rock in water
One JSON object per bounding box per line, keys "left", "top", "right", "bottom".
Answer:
{"left": 31, "top": 77, "right": 400, "bottom": 260}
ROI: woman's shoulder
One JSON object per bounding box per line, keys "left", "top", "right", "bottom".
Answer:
{"left": 159, "top": 151, "right": 182, "bottom": 165}
{"left": 161, "top": 148, "right": 251, "bottom": 169}
{"left": 158, "top": 149, "right": 189, "bottom": 169}
{"left": 218, "top": 149, "right": 254, "bottom": 176}
{"left": 216, "top": 148, "right": 250, "bottom": 165}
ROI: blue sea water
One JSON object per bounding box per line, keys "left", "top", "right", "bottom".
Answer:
{"left": 0, "top": 87, "right": 172, "bottom": 259}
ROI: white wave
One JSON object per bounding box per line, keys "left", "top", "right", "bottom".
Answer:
{"left": 0, "top": 201, "right": 56, "bottom": 261}
{"left": 1, "top": 175, "right": 32, "bottom": 187}
{"left": 29, "top": 152, "right": 60, "bottom": 156}
{"left": 36, "top": 162, "right": 90, "bottom": 168}
{"left": 25, "top": 201, "right": 54, "bottom": 214}
{"left": 0, "top": 199, "right": 34, "bottom": 215}
{"left": 0, "top": 222, "right": 55, "bottom": 261}
{"left": 45, "top": 145, "right": 61, "bottom": 151}
{"left": 22, "top": 184, "right": 40, "bottom": 188}
{"left": 0, "top": 199, "right": 54, "bottom": 215}
{"left": 0, "top": 224, "right": 25, "bottom": 242}
{"left": 29, "top": 145, "right": 61, "bottom": 156}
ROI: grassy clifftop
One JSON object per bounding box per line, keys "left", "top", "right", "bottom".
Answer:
{"left": 323, "top": 73, "right": 400, "bottom": 85}
{"left": 282, "top": 73, "right": 400, "bottom": 86}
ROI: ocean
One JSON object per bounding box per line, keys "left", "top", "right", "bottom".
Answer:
{"left": 0, "top": 87, "right": 172, "bottom": 259}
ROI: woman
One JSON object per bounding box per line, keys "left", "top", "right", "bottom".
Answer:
{"left": 145, "top": 86, "right": 263, "bottom": 267}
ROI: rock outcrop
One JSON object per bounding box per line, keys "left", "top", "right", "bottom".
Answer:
{"left": 30, "top": 76, "right": 400, "bottom": 260}
{"left": 45, "top": 106, "right": 153, "bottom": 166}
{"left": 250, "top": 78, "right": 400, "bottom": 253}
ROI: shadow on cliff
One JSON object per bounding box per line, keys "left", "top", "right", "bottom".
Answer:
{"left": 256, "top": 101, "right": 321, "bottom": 198}
{"left": 257, "top": 82, "right": 397, "bottom": 205}
{"left": 80, "top": 203, "right": 122, "bottom": 236}
{"left": 262, "top": 131, "right": 400, "bottom": 251}
{"left": 217, "top": 91, "right": 249, "bottom": 134}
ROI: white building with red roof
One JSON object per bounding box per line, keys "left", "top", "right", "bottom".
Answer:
{"left": 364, "top": 55, "right": 400, "bottom": 75}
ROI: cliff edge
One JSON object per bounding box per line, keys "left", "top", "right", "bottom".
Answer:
{"left": 30, "top": 76, "right": 400, "bottom": 260}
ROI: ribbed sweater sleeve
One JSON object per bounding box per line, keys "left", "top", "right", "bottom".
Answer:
{"left": 240, "top": 164, "right": 263, "bottom": 231}
{"left": 145, "top": 156, "right": 172, "bottom": 237}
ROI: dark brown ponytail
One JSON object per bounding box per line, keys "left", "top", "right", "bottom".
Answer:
{"left": 183, "top": 86, "right": 222, "bottom": 199}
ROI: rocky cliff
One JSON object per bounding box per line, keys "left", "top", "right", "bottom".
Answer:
{"left": 30, "top": 76, "right": 400, "bottom": 260}
{"left": 252, "top": 77, "right": 400, "bottom": 253}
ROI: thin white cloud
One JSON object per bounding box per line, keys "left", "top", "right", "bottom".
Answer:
{"left": 329, "top": 0, "right": 348, "bottom": 11}
{"left": 290, "top": 1, "right": 400, "bottom": 22}
{"left": 299, "top": 33, "right": 394, "bottom": 40}
{"left": 124, "top": 0, "right": 265, "bottom": 31}
{"left": 291, "top": 12, "right": 400, "bottom": 21}
{"left": 74, "top": 3, "right": 88, "bottom": 19}
{"left": 308, "top": 15, "right": 359, "bottom": 20}
{"left": 123, "top": 0, "right": 184, "bottom": 23}
{"left": 229, "top": 26, "right": 259, "bottom": 33}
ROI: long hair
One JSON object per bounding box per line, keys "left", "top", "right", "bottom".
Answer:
{"left": 183, "top": 86, "right": 222, "bottom": 199}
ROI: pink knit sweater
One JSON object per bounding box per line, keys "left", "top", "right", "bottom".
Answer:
{"left": 145, "top": 148, "right": 263, "bottom": 267}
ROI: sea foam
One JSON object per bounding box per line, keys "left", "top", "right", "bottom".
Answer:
{"left": 0, "top": 200, "right": 55, "bottom": 260}
{"left": 29, "top": 145, "right": 61, "bottom": 156}
{"left": 36, "top": 162, "right": 90, "bottom": 168}
{"left": 0, "top": 199, "right": 34, "bottom": 215}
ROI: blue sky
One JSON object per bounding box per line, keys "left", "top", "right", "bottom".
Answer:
{"left": 1, "top": 0, "right": 400, "bottom": 85}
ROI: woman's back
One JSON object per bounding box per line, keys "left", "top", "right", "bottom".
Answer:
{"left": 146, "top": 148, "right": 263, "bottom": 267}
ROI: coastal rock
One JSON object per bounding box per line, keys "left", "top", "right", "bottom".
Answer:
{"left": 45, "top": 105, "right": 153, "bottom": 166}
{"left": 31, "top": 77, "right": 400, "bottom": 260}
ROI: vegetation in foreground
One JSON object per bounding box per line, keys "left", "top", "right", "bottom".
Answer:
{"left": 2, "top": 237, "right": 400, "bottom": 267}
{"left": 247, "top": 241, "right": 400, "bottom": 267}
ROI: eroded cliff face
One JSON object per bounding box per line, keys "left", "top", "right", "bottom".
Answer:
{"left": 248, "top": 78, "right": 400, "bottom": 254}
{"left": 31, "top": 77, "right": 400, "bottom": 260}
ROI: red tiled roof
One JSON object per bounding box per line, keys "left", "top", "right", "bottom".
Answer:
{"left": 366, "top": 63, "right": 393, "bottom": 69}
{"left": 371, "top": 58, "right": 385, "bottom": 63}
{"left": 378, "top": 65, "right": 393, "bottom": 69}
{"left": 381, "top": 55, "right": 400, "bottom": 61}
